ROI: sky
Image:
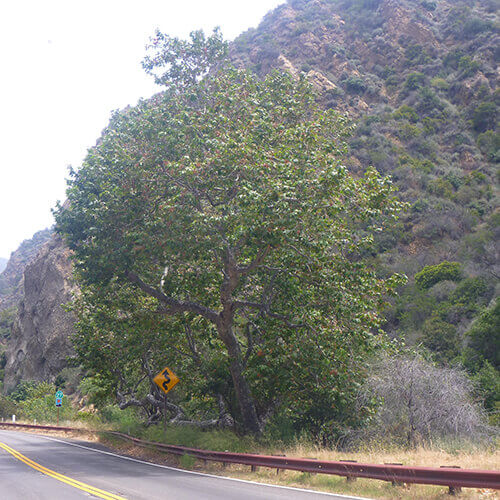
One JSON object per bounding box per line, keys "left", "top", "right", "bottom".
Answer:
{"left": 0, "top": 0, "right": 284, "bottom": 259}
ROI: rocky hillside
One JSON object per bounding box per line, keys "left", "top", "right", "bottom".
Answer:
{"left": 3, "top": 235, "right": 76, "bottom": 392}
{"left": 0, "top": 229, "right": 53, "bottom": 345}
{"left": 232, "top": 0, "right": 499, "bottom": 353}
{"left": 0, "top": 229, "right": 52, "bottom": 314}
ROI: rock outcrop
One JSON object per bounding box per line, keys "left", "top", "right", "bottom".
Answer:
{"left": 0, "top": 229, "right": 52, "bottom": 313}
{"left": 3, "top": 235, "right": 76, "bottom": 392}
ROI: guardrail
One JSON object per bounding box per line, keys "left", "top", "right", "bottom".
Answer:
{"left": 1, "top": 421, "right": 499, "bottom": 494}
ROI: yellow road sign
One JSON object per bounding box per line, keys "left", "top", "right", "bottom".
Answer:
{"left": 153, "top": 366, "right": 179, "bottom": 394}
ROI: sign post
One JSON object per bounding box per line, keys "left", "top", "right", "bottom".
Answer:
{"left": 153, "top": 367, "right": 179, "bottom": 435}
{"left": 55, "top": 390, "right": 63, "bottom": 426}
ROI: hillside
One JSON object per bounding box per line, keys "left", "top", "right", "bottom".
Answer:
{"left": 231, "top": 0, "right": 499, "bottom": 356}
{"left": 0, "top": 259, "right": 7, "bottom": 274}
{"left": 0, "top": 229, "right": 53, "bottom": 343}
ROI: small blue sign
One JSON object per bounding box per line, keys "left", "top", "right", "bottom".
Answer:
{"left": 55, "top": 398, "right": 62, "bottom": 407}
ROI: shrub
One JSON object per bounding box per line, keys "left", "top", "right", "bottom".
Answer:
{"left": 463, "top": 18, "right": 493, "bottom": 38}
{"left": 427, "top": 178, "right": 454, "bottom": 198}
{"left": 422, "top": 314, "right": 460, "bottom": 361}
{"left": 415, "top": 261, "right": 462, "bottom": 290}
{"left": 458, "top": 56, "right": 481, "bottom": 78}
{"left": 392, "top": 105, "right": 419, "bottom": 122}
{"left": 477, "top": 131, "right": 500, "bottom": 162}
{"left": 404, "top": 44, "right": 431, "bottom": 66}
{"left": 0, "top": 307, "right": 16, "bottom": 340}
{"left": 431, "top": 77, "right": 449, "bottom": 91}
{"left": 466, "top": 298, "right": 500, "bottom": 370}
{"left": 421, "top": 0, "right": 437, "bottom": 11}
{"left": 472, "top": 102, "right": 497, "bottom": 132}
{"left": 345, "top": 76, "right": 367, "bottom": 94}
{"left": 472, "top": 361, "right": 500, "bottom": 412}
{"left": 358, "top": 354, "right": 491, "bottom": 447}
{"left": 450, "top": 277, "right": 492, "bottom": 307}
{"left": 405, "top": 72, "right": 425, "bottom": 90}
{"left": 0, "top": 396, "right": 18, "bottom": 419}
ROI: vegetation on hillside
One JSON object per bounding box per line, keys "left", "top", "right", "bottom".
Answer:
{"left": 231, "top": 0, "right": 499, "bottom": 426}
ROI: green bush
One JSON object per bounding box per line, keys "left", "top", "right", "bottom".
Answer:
{"left": 422, "top": 316, "right": 460, "bottom": 362}
{"left": 466, "top": 298, "right": 500, "bottom": 370}
{"left": 472, "top": 102, "right": 497, "bottom": 132}
{"left": 463, "top": 18, "right": 493, "bottom": 38}
{"left": 392, "top": 105, "right": 419, "bottom": 122}
{"left": 405, "top": 72, "right": 425, "bottom": 91}
{"left": 404, "top": 44, "right": 431, "bottom": 66}
{"left": 0, "top": 307, "right": 16, "bottom": 340}
{"left": 415, "top": 261, "right": 462, "bottom": 290}
{"left": 477, "top": 131, "right": 500, "bottom": 162}
{"left": 345, "top": 76, "right": 367, "bottom": 94}
{"left": 472, "top": 361, "right": 500, "bottom": 412}
{"left": 450, "top": 277, "right": 492, "bottom": 307}
{"left": 0, "top": 396, "right": 18, "bottom": 419}
{"left": 431, "top": 77, "right": 449, "bottom": 91}
{"left": 7, "top": 380, "right": 76, "bottom": 423}
{"left": 458, "top": 56, "right": 481, "bottom": 77}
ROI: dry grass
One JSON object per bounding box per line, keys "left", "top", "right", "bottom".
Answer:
{"left": 281, "top": 442, "right": 500, "bottom": 470}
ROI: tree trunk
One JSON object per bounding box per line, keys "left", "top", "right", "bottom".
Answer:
{"left": 219, "top": 324, "right": 261, "bottom": 434}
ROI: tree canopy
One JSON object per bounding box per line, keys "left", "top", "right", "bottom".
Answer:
{"left": 56, "top": 31, "right": 405, "bottom": 436}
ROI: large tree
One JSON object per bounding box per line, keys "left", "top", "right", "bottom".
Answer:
{"left": 56, "top": 31, "right": 405, "bottom": 435}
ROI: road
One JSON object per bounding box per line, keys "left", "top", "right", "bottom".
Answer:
{"left": 0, "top": 430, "right": 366, "bottom": 500}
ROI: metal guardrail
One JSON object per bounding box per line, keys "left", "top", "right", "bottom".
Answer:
{"left": 1, "top": 421, "right": 499, "bottom": 493}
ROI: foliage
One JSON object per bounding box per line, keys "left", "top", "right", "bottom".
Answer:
{"left": 56, "top": 31, "right": 405, "bottom": 436}
{"left": 404, "top": 72, "right": 425, "bottom": 91}
{"left": 414, "top": 261, "right": 462, "bottom": 290}
{"left": 0, "top": 395, "right": 17, "bottom": 419}
{"left": 142, "top": 28, "right": 227, "bottom": 88}
{"left": 472, "top": 361, "right": 500, "bottom": 413}
{"left": 7, "top": 380, "right": 75, "bottom": 423}
{"left": 421, "top": 315, "right": 459, "bottom": 363}
{"left": 0, "top": 307, "right": 16, "bottom": 340}
{"left": 464, "top": 298, "right": 500, "bottom": 370}
{"left": 472, "top": 102, "right": 497, "bottom": 133}
{"left": 477, "top": 130, "right": 500, "bottom": 162}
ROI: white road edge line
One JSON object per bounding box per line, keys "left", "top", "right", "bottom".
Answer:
{"left": 26, "top": 432, "right": 371, "bottom": 500}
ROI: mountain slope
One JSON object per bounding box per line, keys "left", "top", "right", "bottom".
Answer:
{"left": 232, "top": 0, "right": 499, "bottom": 349}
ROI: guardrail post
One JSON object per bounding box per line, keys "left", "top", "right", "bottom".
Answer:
{"left": 251, "top": 465, "right": 258, "bottom": 472}
{"left": 385, "top": 462, "right": 404, "bottom": 486}
{"left": 340, "top": 460, "right": 358, "bottom": 482}
{"left": 441, "top": 466, "right": 462, "bottom": 495}
{"left": 273, "top": 454, "right": 286, "bottom": 475}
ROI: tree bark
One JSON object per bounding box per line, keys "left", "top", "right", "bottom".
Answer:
{"left": 218, "top": 322, "right": 262, "bottom": 434}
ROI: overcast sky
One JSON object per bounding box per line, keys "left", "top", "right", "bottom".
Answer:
{"left": 0, "top": 0, "right": 284, "bottom": 259}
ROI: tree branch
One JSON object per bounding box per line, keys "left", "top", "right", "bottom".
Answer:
{"left": 126, "top": 271, "right": 219, "bottom": 323}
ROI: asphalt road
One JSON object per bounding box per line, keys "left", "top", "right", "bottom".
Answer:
{"left": 0, "top": 430, "right": 366, "bottom": 500}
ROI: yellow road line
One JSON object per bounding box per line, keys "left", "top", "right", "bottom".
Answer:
{"left": 0, "top": 441, "right": 126, "bottom": 500}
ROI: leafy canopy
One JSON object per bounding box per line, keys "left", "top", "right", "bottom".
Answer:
{"left": 56, "top": 30, "right": 405, "bottom": 436}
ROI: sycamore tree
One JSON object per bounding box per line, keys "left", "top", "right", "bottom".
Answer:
{"left": 56, "top": 30, "right": 405, "bottom": 435}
